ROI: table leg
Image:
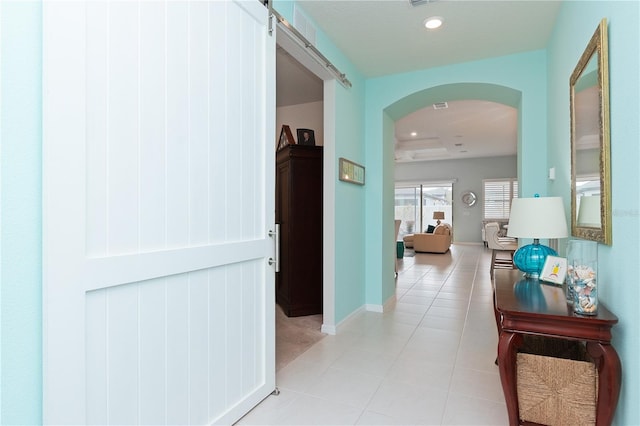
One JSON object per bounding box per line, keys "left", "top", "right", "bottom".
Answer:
{"left": 498, "top": 331, "right": 523, "bottom": 426}
{"left": 493, "top": 294, "right": 501, "bottom": 364}
{"left": 587, "top": 342, "right": 622, "bottom": 426}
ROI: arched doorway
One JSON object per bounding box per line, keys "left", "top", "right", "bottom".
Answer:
{"left": 389, "top": 84, "right": 522, "bottom": 243}
{"left": 365, "top": 79, "right": 547, "bottom": 311}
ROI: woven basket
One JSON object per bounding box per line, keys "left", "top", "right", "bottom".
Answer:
{"left": 517, "top": 337, "right": 597, "bottom": 426}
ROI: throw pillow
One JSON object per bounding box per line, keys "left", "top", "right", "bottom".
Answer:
{"left": 434, "top": 224, "right": 451, "bottom": 235}
{"left": 426, "top": 225, "right": 436, "bottom": 234}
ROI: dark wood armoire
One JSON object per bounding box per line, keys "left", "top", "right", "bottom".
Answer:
{"left": 275, "top": 144, "right": 323, "bottom": 317}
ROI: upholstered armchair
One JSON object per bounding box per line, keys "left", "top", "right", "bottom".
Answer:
{"left": 413, "top": 223, "right": 452, "bottom": 253}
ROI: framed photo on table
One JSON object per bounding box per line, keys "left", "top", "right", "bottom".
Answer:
{"left": 540, "top": 255, "right": 567, "bottom": 285}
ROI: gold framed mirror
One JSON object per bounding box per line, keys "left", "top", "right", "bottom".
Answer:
{"left": 570, "top": 18, "right": 611, "bottom": 245}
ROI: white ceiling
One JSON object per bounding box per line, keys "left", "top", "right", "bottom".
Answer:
{"left": 394, "top": 100, "right": 517, "bottom": 162}
{"left": 276, "top": 0, "right": 562, "bottom": 162}
{"left": 276, "top": 46, "right": 323, "bottom": 108}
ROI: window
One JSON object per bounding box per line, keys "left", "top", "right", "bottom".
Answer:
{"left": 483, "top": 179, "right": 518, "bottom": 220}
{"left": 395, "top": 186, "right": 420, "bottom": 237}
{"left": 576, "top": 175, "right": 600, "bottom": 197}
{"left": 395, "top": 183, "right": 452, "bottom": 236}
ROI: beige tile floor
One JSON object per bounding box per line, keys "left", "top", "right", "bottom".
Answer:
{"left": 238, "top": 244, "right": 509, "bottom": 425}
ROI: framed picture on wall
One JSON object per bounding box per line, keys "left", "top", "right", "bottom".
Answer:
{"left": 338, "top": 157, "right": 365, "bottom": 185}
{"left": 297, "top": 128, "right": 315, "bottom": 146}
{"left": 277, "top": 125, "right": 295, "bottom": 151}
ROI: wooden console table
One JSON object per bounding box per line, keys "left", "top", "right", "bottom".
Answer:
{"left": 493, "top": 269, "right": 621, "bottom": 426}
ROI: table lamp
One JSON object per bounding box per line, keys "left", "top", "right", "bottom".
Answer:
{"left": 433, "top": 211, "right": 445, "bottom": 225}
{"left": 507, "top": 196, "right": 568, "bottom": 278}
{"left": 577, "top": 195, "right": 601, "bottom": 228}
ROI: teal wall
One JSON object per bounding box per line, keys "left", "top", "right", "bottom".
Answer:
{"left": 547, "top": 2, "right": 640, "bottom": 424}
{"left": 365, "top": 51, "right": 549, "bottom": 306}
{"left": 275, "top": 1, "right": 369, "bottom": 323}
{"left": 2, "top": 1, "right": 638, "bottom": 424}
{"left": 0, "top": 1, "right": 43, "bottom": 424}
{"left": 332, "top": 81, "right": 367, "bottom": 321}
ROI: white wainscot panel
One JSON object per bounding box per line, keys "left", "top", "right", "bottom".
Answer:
{"left": 107, "top": 1, "right": 140, "bottom": 255}
{"left": 188, "top": 2, "right": 211, "bottom": 247}
{"left": 208, "top": 2, "right": 229, "bottom": 245}
{"left": 85, "top": 1, "right": 109, "bottom": 257}
{"left": 85, "top": 259, "right": 266, "bottom": 425}
{"left": 165, "top": 1, "right": 190, "bottom": 249}
{"left": 139, "top": 1, "right": 168, "bottom": 253}
{"left": 138, "top": 278, "right": 167, "bottom": 425}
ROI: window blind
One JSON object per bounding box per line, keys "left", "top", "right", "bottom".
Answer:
{"left": 483, "top": 179, "right": 518, "bottom": 219}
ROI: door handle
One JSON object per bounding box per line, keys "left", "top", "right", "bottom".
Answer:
{"left": 268, "top": 224, "right": 280, "bottom": 272}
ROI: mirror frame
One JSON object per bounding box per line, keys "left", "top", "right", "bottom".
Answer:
{"left": 570, "top": 18, "right": 611, "bottom": 245}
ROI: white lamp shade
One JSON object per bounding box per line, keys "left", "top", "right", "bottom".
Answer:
{"left": 577, "top": 195, "right": 601, "bottom": 227}
{"left": 507, "top": 196, "right": 568, "bottom": 239}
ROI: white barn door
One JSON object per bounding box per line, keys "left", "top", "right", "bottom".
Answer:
{"left": 43, "top": 1, "right": 275, "bottom": 424}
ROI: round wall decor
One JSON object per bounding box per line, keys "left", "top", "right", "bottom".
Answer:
{"left": 461, "top": 191, "right": 477, "bottom": 207}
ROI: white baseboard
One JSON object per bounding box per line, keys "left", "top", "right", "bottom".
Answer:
{"left": 366, "top": 293, "right": 397, "bottom": 313}
{"left": 323, "top": 296, "right": 398, "bottom": 335}
{"left": 321, "top": 305, "right": 366, "bottom": 335}
{"left": 382, "top": 294, "right": 397, "bottom": 312}
{"left": 320, "top": 323, "right": 336, "bottom": 335}
{"left": 365, "top": 304, "right": 383, "bottom": 313}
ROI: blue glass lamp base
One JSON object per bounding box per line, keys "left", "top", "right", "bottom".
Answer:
{"left": 513, "top": 241, "right": 557, "bottom": 278}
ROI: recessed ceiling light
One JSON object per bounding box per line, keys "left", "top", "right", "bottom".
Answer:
{"left": 424, "top": 16, "right": 443, "bottom": 30}
{"left": 411, "top": 132, "right": 417, "bottom": 137}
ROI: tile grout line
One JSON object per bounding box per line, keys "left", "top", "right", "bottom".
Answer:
{"left": 360, "top": 245, "right": 480, "bottom": 425}
{"left": 438, "top": 246, "right": 484, "bottom": 424}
